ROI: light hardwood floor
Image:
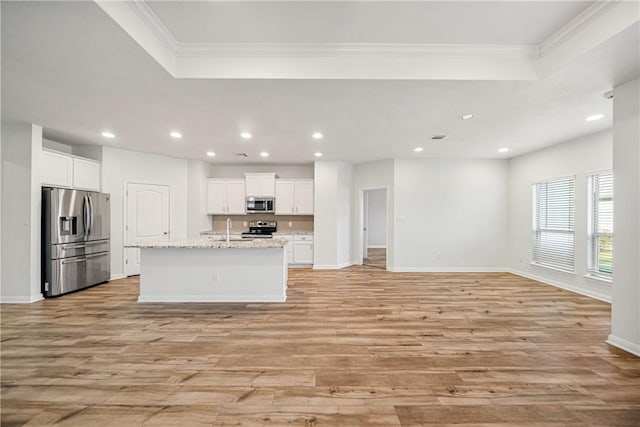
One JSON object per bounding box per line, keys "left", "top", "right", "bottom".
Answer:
{"left": 363, "top": 248, "right": 386, "bottom": 269}
{"left": 1, "top": 268, "right": 639, "bottom": 426}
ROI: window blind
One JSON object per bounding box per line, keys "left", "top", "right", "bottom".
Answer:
{"left": 588, "top": 172, "right": 613, "bottom": 277}
{"left": 532, "top": 178, "right": 575, "bottom": 272}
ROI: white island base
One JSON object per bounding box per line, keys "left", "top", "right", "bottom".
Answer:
{"left": 137, "top": 244, "right": 288, "bottom": 303}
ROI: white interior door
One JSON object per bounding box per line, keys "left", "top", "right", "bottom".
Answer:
{"left": 125, "top": 183, "right": 170, "bottom": 276}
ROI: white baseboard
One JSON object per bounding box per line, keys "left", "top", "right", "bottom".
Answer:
{"left": 288, "top": 264, "right": 313, "bottom": 269}
{"left": 367, "top": 245, "right": 387, "bottom": 249}
{"left": 389, "top": 267, "right": 508, "bottom": 273}
{"left": 607, "top": 334, "right": 640, "bottom": 356}
{"left": 313, "top": 262, "right": 355, "bottom": 270}
{"left": 109, "top": 274, "right": 126, "bottom": 281}
{"left": 137, "top": 294, "right": 286, "bottom": 303}
{"left": 509, "top": 268, "right": 611, "bottom": 303}
{"left": 0, "top": 294, "right": 44, "bottom": 304}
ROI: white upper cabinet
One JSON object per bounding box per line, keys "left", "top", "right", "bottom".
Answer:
{"left": 275, "top": 179, "right": 314, "bottom": 215}
{"left": 41, "top": 150, "right": 73, "bottom": 188}
{"left": 275, "top": 180, "right": 296, "bottom": 214}
{"left": 72, "top": 157, "right": 101, "bottom": 191}
{"left": 207, "top": 179, "right": 246, "bottom": 214}
{"left": 245, "top": 173, "right": 276, "bottom": 197}
{"left": 226, "top": 180, "right": 247, "bottom": 214}
{"left": 294, "top": 180, "right": 314, "bottom": 215}
{"left": 41, "top": 149, "right": 101, "bottom": 191}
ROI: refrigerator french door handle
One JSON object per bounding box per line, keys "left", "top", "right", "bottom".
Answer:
{"left": 83, "top": 195, "right": 89, "bottom": 237}
{"left": 87, "top": 195, "right": 93, "bottom": 236}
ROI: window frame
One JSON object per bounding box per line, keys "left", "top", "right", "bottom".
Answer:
{"left": 587, "top": 171, "right": 614, "bottom": 280}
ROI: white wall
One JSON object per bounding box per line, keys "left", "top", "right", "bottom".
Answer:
{"left": 102, "top": 147, "right": 188, "bottom": 278}
{"left": 393, "top": 158, "right": 509, "bottom": 272}
{"left": 314, "top": 160, "right": 353, "bottom": 268}
{"left": 1, "top": 123, "right": 43, "bottom": 302}
{"left": 609, "top": 77, "right": 640, "bottom": 355}
{"left": 187, "top": 160, "right": 211, "bottom": 238}
{"left": 336, "top": 161, "right": 352, "bottom": 267}
{"left": 509, "top": 130, "right": 613, "bottom": 300}
{"left": 367, "top": 189, "right": 387, "bottom": 247}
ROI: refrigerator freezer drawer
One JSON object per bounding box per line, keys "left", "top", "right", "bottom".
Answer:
{"left": 45, "top": 252, "right": 110, "bottom": 297}
{"left": 51, "top": 239, "right": 110, "bottom": 259}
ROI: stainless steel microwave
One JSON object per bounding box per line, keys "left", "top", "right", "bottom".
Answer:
{"left": 246, "top": 197, "right": 274, "bottom": 214}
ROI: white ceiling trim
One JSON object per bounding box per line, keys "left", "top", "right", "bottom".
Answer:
{"left": 540, "top": 1, "right": 618, "bottom": 56}
{"left": 176, "top": 42, "right": 538, "bottom": 59}
{"left": 94, "top": 0, "right": 639, "bottom": 80}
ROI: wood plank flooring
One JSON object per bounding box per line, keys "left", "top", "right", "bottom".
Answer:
{"left": 363, "top": 248, "right": 386, "bottom": 269}
{"left": 1, "top": 268, "right": 639, "bottom": 426}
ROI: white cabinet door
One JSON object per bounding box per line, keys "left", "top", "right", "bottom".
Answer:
{"left": 41, "top": 150, "right": 73, "bottom": 187}
{"left": 275, "top": 180, "right": 295, "bottom": 214}
{"left": 72, "top": 157, "right": 101, "bottom": 191}
{"left": 245, "top": 173, "right": 275, "bottom": 197}
{"left": 226, "top": 180, "right": 246, "bottom": 214}
{"left": 280, "top": 235, "right": 295, "bottom": 264}
{"left": 295, "top": 180, "right": 314, "bottom": 215}
{"left": 207, "top": 180, "right": 227, "bottom": 214}
{"left": 293, "top": 241, "right": 314, "bottom": 264}
{"left": 244, "top": 175, "right": 261, "bottom": 197}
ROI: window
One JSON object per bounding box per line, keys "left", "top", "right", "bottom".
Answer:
{"left": 588, "top": 172, "right": 614, "bottom": 279}
{"left": 532, "top": 177, "right": 575, "bottom": 272}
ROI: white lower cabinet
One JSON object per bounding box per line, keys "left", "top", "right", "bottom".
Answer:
{"left": 278, "top": 234, "right": 313, "bottom": 266}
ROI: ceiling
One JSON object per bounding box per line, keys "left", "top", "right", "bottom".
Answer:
{"left": 1, "top": 1, "right": 638, "bottom": 165}
{"left": 146, "top": 1, "right": 592, "bottom": 44}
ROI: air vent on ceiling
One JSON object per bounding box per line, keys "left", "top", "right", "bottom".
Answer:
{"left": 431, "top": 135, "right": 447, "bottom": 141}
{"left": 234, "top": 153, "right": 248, "bottom": 157}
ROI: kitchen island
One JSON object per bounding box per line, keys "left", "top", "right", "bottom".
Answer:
{"left": 126, "top": 238, "right": 288, "bottom": 303}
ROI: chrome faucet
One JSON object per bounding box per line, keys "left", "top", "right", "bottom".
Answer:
{"left": 226, "top": 218, "right": 232, "bottom": 242}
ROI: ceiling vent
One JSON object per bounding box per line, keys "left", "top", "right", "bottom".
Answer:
{"left": 234, "top": 153, "right": 248, "bottom": 157}
{"left": 430, "top": 135, "right": 447, "bottom": 141}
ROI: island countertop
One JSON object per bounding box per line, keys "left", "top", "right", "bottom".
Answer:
{"left": 126, "top": 237, "right": 288, "bottom": 249}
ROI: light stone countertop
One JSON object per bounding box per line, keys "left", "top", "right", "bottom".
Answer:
{"left": 272, "top": 232, "right": 314, "bottom": 236}
{"left": 126, "top": 238, "right": 288, "bottom": 249}
{"left": 200, "top": 230, "right": 243, "bottom": 235}
{"left": 200, "top": 230, "right": 313, "bottom": 236}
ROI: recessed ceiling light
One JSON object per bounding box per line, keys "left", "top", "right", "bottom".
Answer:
{"left": 498, "top": 147, "right": 509, "bottom": 153}
{"left": 414, "top": 147, "right": 424, "bottom": 152}
{"left": 101, "top": 131, "right": 115, "bottom": 139}
{"left": 170, "top": 131, "right": 182, "bottom": 139}
{"left": 260, "top": 151, "right": 269, "bottom": 157}
{"left": 241, "top": 132, "right": 252, "bottom": 139}
{"left": 314, "top": 152, "right": 323, "bottom": 157}
{"left": 461, "top": 114, "right": 474, "bottom": 120}
{"left": 206, "top": 151, "right": 216, "bottom": 157}
{"left": 585, "top": 114, "right": 604, "bottom": 122}
{"left": 312, "top": 132, "right": 323, "bottom": 140}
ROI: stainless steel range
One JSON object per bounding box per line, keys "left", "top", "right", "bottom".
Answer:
{"left": 241, "top": 220, "right": 276, "bottom": 238}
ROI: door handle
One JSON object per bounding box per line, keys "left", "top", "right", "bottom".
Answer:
{"left": 87, "top": 195, "right": 93, "bottom": 235}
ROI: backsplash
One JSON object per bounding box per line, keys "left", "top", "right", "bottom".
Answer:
{"left": 209, "top": 215, "right": 314, "bottom": 233}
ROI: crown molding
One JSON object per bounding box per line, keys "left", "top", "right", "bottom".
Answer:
{"left": 176, "top": 42, "right": 539, "bottom": 60}
{"left": 540, "top": 1, "right": 620, "bottom": 56}
{"left": 125, "top": 0, "right": 177, "bottom": 52}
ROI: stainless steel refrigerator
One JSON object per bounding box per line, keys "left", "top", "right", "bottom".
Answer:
{"left": 41, "top": 187, "right": 111, "bottom": 297}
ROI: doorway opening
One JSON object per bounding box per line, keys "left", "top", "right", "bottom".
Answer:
{"left": 362, "top": 188, "right": 387, "bottom": 269}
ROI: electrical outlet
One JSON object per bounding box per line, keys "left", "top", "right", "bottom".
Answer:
{"left": 212, "top": 272, "right": 220, "bottom": 283}
{"left": 289, "top": 221, "right": 293, "bottom": 227}
{"left": 243, "top": 221, "right": 247, "bottom": 227}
